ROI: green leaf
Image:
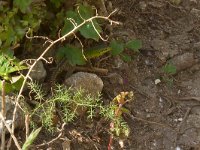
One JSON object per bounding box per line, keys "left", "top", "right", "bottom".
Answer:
{"left": 62, "top": 6, "right": 102, "bottom": 41}
{"left": 66, "top": 10, "right": 82, "bottom": 24}
{"left": 0, "top": 48, "right": 14, "bottom": 57}
{"left": 10, "top": 75, "right": 24, "bottom": 90}
{"left": 22, "top": 127, "right": 42, "bottom": 150}
{"left": 61, "top": 20, "right": 75, "bottom": 36}
{"left": 79, "top": 21, "right": 102, "bottom": 41}
{"left": 78, "top": 4, "right": 93, "bottom": 19}
{"left": 13, "top": 0, "right": 32, "bottom": 13}
{"left": 50, "top": 0, "right": 64, "bottom": 8}
{"left": 0, "top": 54, "right": 27, "bottom": 80}
{"left": 125, "top": 39, "right": 142, "bottom": 52}
{"left": 0, "top": 81, "right": 13, "bottom": 93}
{"left": 0, "top": 75, "right": 24, "bottom": 93}
{"left": 120, "top": 53, "right": 132, "bottom": 62}
{"left": 162, "top": 63, "right": 177, "bottom": 75}
{"left": 57, "top": 45, "right": 86, "bottom": 65}
{"left": 110, "top": 40, "right": 124, "bottom": 56}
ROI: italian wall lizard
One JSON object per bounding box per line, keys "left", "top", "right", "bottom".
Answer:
{"left": 49, "top": 45, "right": 111, "bottom": 87}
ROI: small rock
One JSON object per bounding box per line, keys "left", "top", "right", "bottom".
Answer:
{"left": 176, "top": 146, "right": 181, "bottom": 150}
{"left": 178, "top": 128, "right": 200, "bottom": 146}
{"left": 169, "top": 34, "right": 191, "bottom": 50}
{"left": 155, "top": 79, "right": 161, "bottom": 85}
{"left": 113, "top": 56, "right": 129, "bottom": 70}
{"left": 194, "top": 41, "right": 200, "bottom": 50}
{"left": 187, "top": 114, "right": 200, "bottom": 128}
{"left": 62, "top": 137, "right": 71, "bottom": 150}
{"left": 106, "top": 73, "right": 124, "bottom": 85}
{"left": 148, "top": 2, "right": 165, "bottom": 8}
{"left": 64, "top": 72, "right": 103, "bottom": 96}
{"left": 139, "top": 1, "right": 147, "bottom": 11}
{"left": 0, "top": 96, "right": 23, "bottom": 136}
{"left": 190, "top": 8, "right": 200, "bottom": 18}
{"left": 168, "top": 53, "right": 197, "bottom": 72}
{"left": 29, "top": 60, "right": 47, "bottom": 82}
{"left": 190, "top": 0, "right": 197, "bottom": 4}
{"left": 151, "top": 39, "right": 178, "bottom": 62}
{"left": 170, "top": 0, "right": 181, "bottom": 5}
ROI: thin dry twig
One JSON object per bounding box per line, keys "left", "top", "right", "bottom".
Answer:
{"left": 75, "top": 66, "right": 108, "bottom": 75}
{"left": 174, "top": 107, "right": 192, "bottom": 146}
{"left": 177, "top": 97, "right": 200, "bottom": 102}
{"left": 73, "top": 33, "right": 86, "bottom": 60}
{"left": 36, "top": 123, "right": 66, "bottom": 147}
{"left": 1, "top": 80, "right": 6, "bottom": 150}
{"left": 0, "top": 112, "right": 22, "bottom": 150}
{"left": 25, "top": 114, "right": 30, "bottom": 140}
{"left": 129, "top": 114, "right": 175, "bottom": 130}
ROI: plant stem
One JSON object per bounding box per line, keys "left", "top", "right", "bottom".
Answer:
{"left": 1, "top": 80, "right": 6, "bottom": 150}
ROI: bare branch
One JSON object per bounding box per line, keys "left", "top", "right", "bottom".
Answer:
{"left": 36, "top": 123, "right": 66, "bottom": 147}
{"left": 1, "top": 80, "right": 6, "bottom": 150}
{"left": 90, "top": 20, "right": 108, "bottom": 41}
{"left": 26, "top": 28, "right": 53, "bottom": 44}
{"left": 0, "top": 113, "right": 22, "bottom": 150}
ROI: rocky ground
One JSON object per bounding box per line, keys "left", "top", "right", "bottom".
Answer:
{"left": 2, "top": 0, "right": 200, "bottom": 149}
{"left": 107, "top": 0, "right": 200, "bottom": 149}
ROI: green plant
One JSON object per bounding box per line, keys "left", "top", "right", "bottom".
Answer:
{"left": 0, "top": 54, "right": 27, "bottom": 93}
{"left": 162, "top": 63, "right": 176, "bottom": 75}
{"left": 161, "top": 62, "right": 176, "bottom": 86}
{"left": 28, "top": 82, "right": 102, "bottom": 132}
{"left": 27, "top": 81, "right": 132, "bottom": 138}
{"left": 0, "top": 0, "right": 46, "bottom": 55}
{"left": 55, "top": 4, "right": 142, "bottom": 65}
{"left": 22, "top": 127, "right": 42, "bottom": 150}
{"left": 110, "top": 39, "right": 142, "bottom": 62}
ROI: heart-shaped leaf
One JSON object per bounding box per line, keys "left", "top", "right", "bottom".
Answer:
{"left": 110, "top": 40, "right": 124, "bottom": 56}
{"left": 120, "top": 53, "right": 132, "bottom": 62}
{"left": 125, "top": 39, "right": 142, "bottom": 52}
{"left": 57, "top": 45, "right": 86, "bottom": 65}
{"left": 13, "top": 0, "right": 32, "bottom": 13}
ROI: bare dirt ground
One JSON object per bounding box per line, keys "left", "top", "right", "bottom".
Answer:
{"left": 21, "top": 0, "right": 200, "bottom": 150}
{"left": 104, "top": 0, "right": 200, "bottom": 149}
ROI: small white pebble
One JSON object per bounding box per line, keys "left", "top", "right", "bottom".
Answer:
{"left": 178, "top": 90, "right": 181, "bottom": 94}
{"left": 119, "top": 139, "right": 124, "bottom": 148}
{"left": 146, "top": 114, "right": 151, "bottom": 118}
{"left": 176, "top": 146, "right": 181, "bottom": 150}
{"left": 155, "top": 79, "right": 161, "bottom": 85}
{"left": 178, "top": 118, "right": 183, "bottom": 121}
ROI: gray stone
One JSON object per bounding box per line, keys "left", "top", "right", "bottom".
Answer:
{"left": 113, "top": 56, "right": 129, "bottom": 70}
{"left": 190, "top": 0, "right": 197, "bottom": 4}
{"left": 29, "top": 60, "right": 46, "bottom": 82}
{"left": 169, "top": 34, "right": 191, "bottom": 50}
{"left": 178, "top": 128, "right": 200, "bottom": 147}
{"left": 106, "top": 73, "right": 124, "bottom": 85}
{"left": 187, "top": 114, "right": 200, "bottom": 128}
{"left": 168, "top": 53, "right": 197, "bottom": 73}
{"left": 190, "top": 8, "right": 200, "bottom": 18}
{"left": 0, "top": 96, "right": 23, "bottom": 136}
{"left": 194, "top": 42, "right": 200, "bottom": 50}
{"left": 148, "top": 1, "right": 165, "bottom": 8}
{"left": 64, "top": 72, "right": 103, "bottom": 96}
{"left": 139, "top": 1, "right": 147, "bottom": 11}
{"left": 180, "top": 70, "right": 200, "bottom": 96}
{"left": 151, "top": 39, "right": 178, "bottom": 62}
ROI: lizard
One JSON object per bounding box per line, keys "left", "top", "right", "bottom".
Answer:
{"left": 49, "top": 45, "right": 112, "bottom": 88}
